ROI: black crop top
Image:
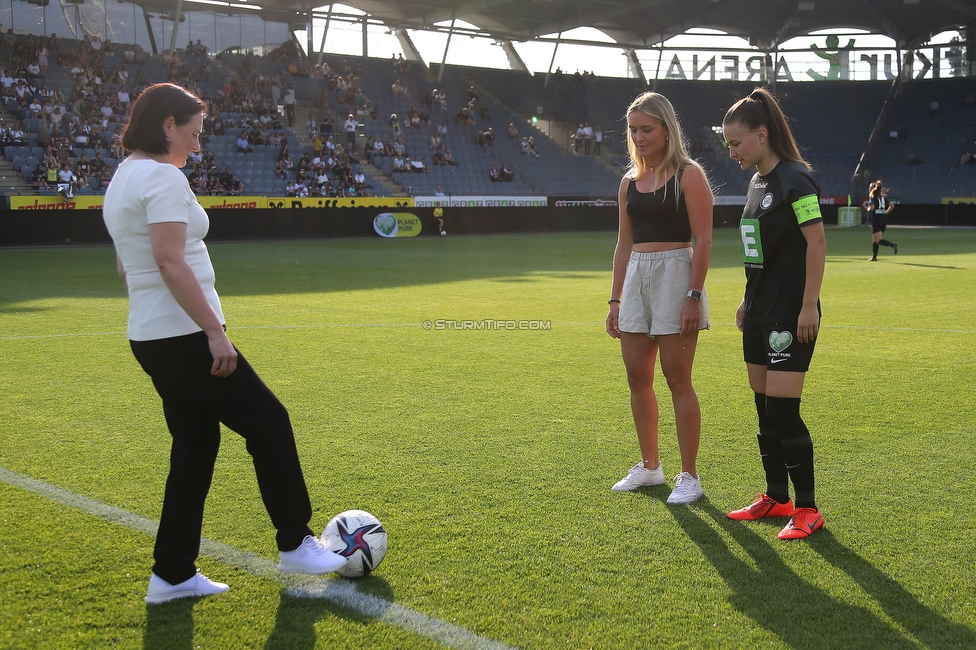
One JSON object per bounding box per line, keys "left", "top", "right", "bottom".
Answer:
{"left": 626, "top": 170, "right": 692, "bottom": 243}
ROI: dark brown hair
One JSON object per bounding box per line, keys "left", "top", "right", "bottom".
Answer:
{"left": 121, "top": 83, "right": 205, "bottom": 155}
{"left": 723, "top": 87, "right": 812, "bottom": 172}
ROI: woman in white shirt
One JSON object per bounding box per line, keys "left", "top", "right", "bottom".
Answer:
{"left": 102, "top": 83, "right": 346, "bottom": 605}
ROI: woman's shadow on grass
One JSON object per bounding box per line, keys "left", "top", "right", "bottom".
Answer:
{"left": 662, "top": 499, "right": 976, "bottom": 648}
{"left": 264, "top": 577, "right": 395, "bottom": 649}
{"left": 142, "top": 578, "right": 395, "bottom": 650}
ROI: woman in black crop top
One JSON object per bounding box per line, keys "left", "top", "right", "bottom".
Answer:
{"left": 605, "top": 91, "right": 714, "bottom": 504}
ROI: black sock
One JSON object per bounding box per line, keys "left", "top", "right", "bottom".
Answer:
{"left": 872, "top": 242, "right": 879, "bottom": 258}
{"left": 879, "top": 239, "right": 893, "bottom": 247}
{"left": 755, "top": 393, "right": 789, "bottom": 503}
{"left": 766, "top": 396, "right": 816, "bottom": 509}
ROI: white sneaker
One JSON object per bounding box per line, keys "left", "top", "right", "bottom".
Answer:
{"left": 279, "top": 535, "right": 349, "bottom": 575}
{"left": 667, "top": 472, "right": 703, "bottom": 504}
{"left": 611, "top": 461, "right": 665, "bottom": 491}
{"left": 145, "top": 571, "right": 229, "bottom": 604}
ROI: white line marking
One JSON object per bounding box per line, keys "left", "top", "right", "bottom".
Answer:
{"left": 0, "top": 465, "right": 516, "bottom": 650}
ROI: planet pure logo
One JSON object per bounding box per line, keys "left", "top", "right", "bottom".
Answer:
{"left": 374, "top": 212, "right": 422, "bottom": 238}
{"left": 373, "top": 213, "right": 399, "bottom": 237}
{"left": 768, "top": 331, "right": 793, "bottom": 353}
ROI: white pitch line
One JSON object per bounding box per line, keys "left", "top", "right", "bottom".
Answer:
{"left": 0, "top": 465, "right": 517, "bottom": 650}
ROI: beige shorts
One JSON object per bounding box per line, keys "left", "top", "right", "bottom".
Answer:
{"left": 618, "top": 248, "right": 710, "bottom": 337}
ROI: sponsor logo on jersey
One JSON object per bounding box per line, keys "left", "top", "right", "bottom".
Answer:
{"left": 760, "top": 192, "right": 774, "bottom": 210}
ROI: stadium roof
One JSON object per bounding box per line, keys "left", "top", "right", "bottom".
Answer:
{"left": 169, "top": 0, "right": 975, "bottom": 50}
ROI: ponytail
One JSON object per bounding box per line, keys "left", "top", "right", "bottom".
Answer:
{"left": 723, "top": 87, "right": 812, "bottom": 172}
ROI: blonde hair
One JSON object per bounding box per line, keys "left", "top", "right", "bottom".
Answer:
{"left": 624, "top": 92, "right": 710, "bottom": 199}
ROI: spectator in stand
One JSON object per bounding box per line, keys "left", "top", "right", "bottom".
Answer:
{"left": 499, "top": 162, "right": 514, "bottom": 182}
{"left": 443, "top": 149, "right": 458, "bottom": 166}
{"left": 478, "top": 127, "right": 494, "bottom": 151}
{"left": 508, "top": 123, "right": 519, "bottom": 140}
{"left": 32, "top": 162, "right": 48, "bottom": 187}
{"left": 489, "top": 163, "right": 500, "bottom": 182}
{"left": 226, "top": 173, "right": 242, "bottom": 196}
{"left": 527, "top": 136, "right": 541, "bottom": 158}
{"left": 520, "top": 137, "right": 530, "bottom": 155}
{"left": 344, "top": 113, "right": 357, "bottom": 146}
{"left": 430, "top": 133, "right": 442, "bottom": 151}
{"left": 98, "top": 166, "right": 113, "bottom": 190}
{"left": 236, "top": 131, "right": 252, "bottom": 153}
{"left": 582, "top": 122, "right": 594, "bottom": 155}
{"left": 574, "top": 124, "right": 584, "bottom": 155}
{"left": 928, "top": 100, "right": 939, "bottom": 116}
{"left": 594, "top": 125, "right": 603, "bottom": 155}
{"left": 111, "top": 134, "right": 125, "bottom": 159}
{"left": 905, "top": 149, "right": 922, "bottom": 165}
{"left": 75, "top": 154, "right": 91, "bottom": 186}
{"left": 89, "top": 152, "right": 107, "bottom": 176}
{"left": 392, "top": 153, "right": 406, "bottom": 172}
{"left": 353, "top": 170, "right": 368, "bottom": 194}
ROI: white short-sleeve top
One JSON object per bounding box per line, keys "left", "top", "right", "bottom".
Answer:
{"left": 103, "top": 157, "right": 224, "bottom": 341}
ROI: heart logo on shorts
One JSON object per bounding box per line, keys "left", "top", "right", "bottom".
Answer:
{"left": 769, "top": 331, "right": 793, "bottom": 353}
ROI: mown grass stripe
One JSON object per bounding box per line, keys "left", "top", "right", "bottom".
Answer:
{"left": 2, "top": 322, "right": 974, "bottom": 342}
{"left": 0, "top": 465, "right": 517, "bottom": 650}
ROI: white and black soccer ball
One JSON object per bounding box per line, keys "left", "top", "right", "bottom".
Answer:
{"left": 322, "top": 510, "right": 388, "bottom": 578}
{"left": 440, "top": 231, "right": 447, "bottom": 236}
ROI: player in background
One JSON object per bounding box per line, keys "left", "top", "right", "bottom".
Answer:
{"left": 868, "top": 180, "right": 897, "bottom": 260}
{"left": 722, "top": 87, "right": 827, "bottom": 539}
{"left": 605, "top": 92, "right": 713, "bottom": 504}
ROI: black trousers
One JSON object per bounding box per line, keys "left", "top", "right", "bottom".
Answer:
{"left": 130, "top": 331, "right": 314, "bottom": 584}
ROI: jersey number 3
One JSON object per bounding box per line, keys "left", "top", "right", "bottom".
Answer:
{"left": 740, "top": 218, "right": 764, "bottom": 264}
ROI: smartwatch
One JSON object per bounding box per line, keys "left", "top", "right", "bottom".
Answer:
{"left": 687, "top": 290, "right": 702, "bottom": 301}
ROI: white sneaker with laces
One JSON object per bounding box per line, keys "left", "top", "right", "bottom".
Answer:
{"left": 611, "top": 461, "right": 665, "bottom": 491}
{"left": 279, "top": 535, "right": 348, "bottom": 575}
{"left": 145, "top": 570, "right": 229, "bottom": 604}
{"left": 667, "top": 472, "right": 703, "bottom": 504}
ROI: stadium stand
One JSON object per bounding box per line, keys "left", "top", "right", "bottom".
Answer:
{"left": 0, "top": 28, "right": 970, "bottom": 203}
{"left": 868, "top": 78, "right": 976, "bottom": 203}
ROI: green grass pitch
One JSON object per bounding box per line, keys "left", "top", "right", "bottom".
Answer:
{"left": 1, "top": 226, "right": 975, "bottom": 648}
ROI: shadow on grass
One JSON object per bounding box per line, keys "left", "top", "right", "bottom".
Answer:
{"left": 662, "top": 500, "right": 956, "bottom": 649}
{"left": 808, "top": 531, "right": 976, "bottom": 648}
{"left": 890, "top": 262, "right": 963, "bottom": 270}
{"left": 1, "top": 229, "right": 974, "bottom": 310}
{"left": 144, "top": 598, "right": 195, "bottom": 649}
{"left": 142, "top": 578, "right": 396, "bottom": 649}
{"left": 264, "top": 578, "right": 396, "bottom": 649}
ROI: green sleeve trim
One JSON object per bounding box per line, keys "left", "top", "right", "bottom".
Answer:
{"left": 791, "top": 194, "right": 822, "bottom": 225}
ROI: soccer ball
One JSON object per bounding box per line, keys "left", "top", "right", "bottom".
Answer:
{"left": 322, "top": 510, "right": 388, "bottom": 578}
{"left": 440, "top": 231, "right": 447, "bottom": 236}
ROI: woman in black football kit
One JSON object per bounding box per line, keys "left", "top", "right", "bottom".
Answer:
{"left": 868, "top": 180, "right": 897, "bottom": 260}
{"left": 722, "top": 88, "right": 827, "bottom": 540}
{"left": 605, "top": 92, "right": 713, "bottom": 504}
